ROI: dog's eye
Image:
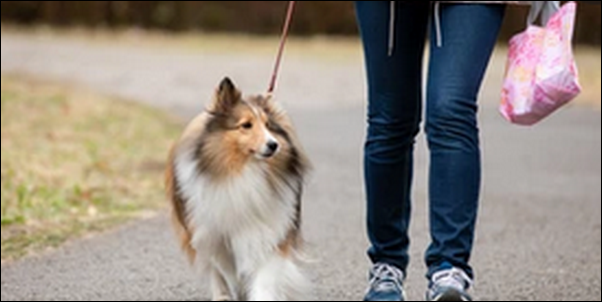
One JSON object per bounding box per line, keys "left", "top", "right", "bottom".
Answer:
{"left": 241, "top": 122, "right": 253, "bottom": 130}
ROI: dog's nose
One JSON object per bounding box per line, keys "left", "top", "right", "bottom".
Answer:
{"left": 267, "top": 141, "right": 279, "bottom": 153}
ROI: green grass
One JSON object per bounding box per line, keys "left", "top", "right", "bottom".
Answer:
{"left": 0, "top": 77, "right": 181, "bottom": 261}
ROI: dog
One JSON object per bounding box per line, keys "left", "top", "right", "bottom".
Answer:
{"left": 165, "top": 77, "right": 311, "bottom": 301}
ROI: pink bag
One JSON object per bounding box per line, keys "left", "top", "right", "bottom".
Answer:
{"left": 500, "top": 1, "right": 581, "bottom": 126}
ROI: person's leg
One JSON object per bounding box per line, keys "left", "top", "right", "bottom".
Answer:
{"left": 356, "top": 1, "right": 429, "bottom": 300}
{"left": 357, "top": 0, "right": 429, "bottom": 274}
{"left": 425, "top": 2, "right": 505, "bottom": 291}
{"left": 356, "top": 1, "right": 430, "bottom": 301}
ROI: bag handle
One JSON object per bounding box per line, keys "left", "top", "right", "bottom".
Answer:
{"left": 527, "top": 1, "right": 561, "bottom": 26}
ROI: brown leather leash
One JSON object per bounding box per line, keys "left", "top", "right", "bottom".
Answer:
{"left": 267, "top": 1, "right": 296, "bottom": 94}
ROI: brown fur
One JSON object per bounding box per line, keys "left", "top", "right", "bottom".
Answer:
{"left": 165, "top": 146, "right": 196, "bottom": 263}
{"left": 166, "top": 77, "right": 309, "bottom": 265}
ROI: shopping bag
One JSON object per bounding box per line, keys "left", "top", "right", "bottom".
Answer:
{"left": 500, "top": 1, "right": 581, "bottom": 126}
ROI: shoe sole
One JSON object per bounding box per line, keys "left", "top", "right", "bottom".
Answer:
{"left": 363, "top": 292, "right": 406, "bottom": 301}
{"left": 430, "top": 288, "right": 471, "bottom": 301}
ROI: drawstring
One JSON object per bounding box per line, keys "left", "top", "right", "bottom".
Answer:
{"left": 434, "top": 1, "right": 443, "bottom": 48}
{"left": 388, "top": 1, "right": 395, "bottom": 56}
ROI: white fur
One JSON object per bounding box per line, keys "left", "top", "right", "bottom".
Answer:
{"left": 248, "top": 254, "right": 310, "bottom": 301}
{"left": 174, "top": 148, "right": 308, "bottom": 301}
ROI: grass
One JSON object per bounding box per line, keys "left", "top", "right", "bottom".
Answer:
{"left": 0, "top": 77, "right": 180, "bottom": 261}
{"left": 574, "top": 46, "right": 602, "bottom": 109}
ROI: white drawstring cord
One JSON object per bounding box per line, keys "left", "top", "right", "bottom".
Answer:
{"left": 434, "top": 1, "right": 443, "bottom": 48}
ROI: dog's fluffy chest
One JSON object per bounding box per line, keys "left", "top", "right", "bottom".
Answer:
{"left": 176, "top": 154, "right": 296, "bottom": 240}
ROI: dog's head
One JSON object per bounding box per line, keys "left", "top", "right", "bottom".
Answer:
{"left": 206, "top": 77, "right": 287, "bottom": 161}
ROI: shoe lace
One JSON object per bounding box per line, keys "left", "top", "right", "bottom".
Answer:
{"left": 370, "top": 263, "right": 404, "bottom": 292}
{"left": 431, "top": 267, "right": 473, "bottom": 291}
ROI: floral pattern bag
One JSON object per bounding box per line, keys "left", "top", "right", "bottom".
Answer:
{"left": 500, "top": 1, "right": 581, "bottom": 126}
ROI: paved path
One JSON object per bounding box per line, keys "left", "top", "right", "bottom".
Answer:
{"left": 1, "top": 34, "right": 601, "bottom": 301}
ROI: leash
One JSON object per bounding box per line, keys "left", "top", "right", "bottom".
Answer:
{"left": 267, "top": 1, "right": 296, "bottom": 94}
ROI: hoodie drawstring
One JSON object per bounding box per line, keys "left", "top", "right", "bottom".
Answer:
{"left": 434, "top": 1, "right": 443, "bottom": 47}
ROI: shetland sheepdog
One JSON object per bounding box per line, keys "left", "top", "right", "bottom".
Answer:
{"left": 165, "top": 77, "right": 310, "bottom": 301}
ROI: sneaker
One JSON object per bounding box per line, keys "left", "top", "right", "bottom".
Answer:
{"left": 363, "top": 263, "right": 406, "bottom": 301}
{"left": 426, "top": 267, "right": 473, "bottom": 301}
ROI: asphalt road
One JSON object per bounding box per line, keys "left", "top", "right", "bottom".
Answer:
{"left": 1, "top": 34, "right": 600, "bottom": 301}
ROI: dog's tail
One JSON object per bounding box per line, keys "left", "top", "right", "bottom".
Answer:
{"left": 165, "top": 146, "right": 196, "bottom": 263}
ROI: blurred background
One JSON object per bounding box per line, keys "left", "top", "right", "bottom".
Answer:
{"left": 1, "top": 2, "right": 600, "bottom": 301}
{"left": 1, "top": 1, "right": 601, "bottom": 44}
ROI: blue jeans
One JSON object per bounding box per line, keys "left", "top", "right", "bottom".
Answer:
{"left": 356, "top": 2, "right": 505, "bottom": 279}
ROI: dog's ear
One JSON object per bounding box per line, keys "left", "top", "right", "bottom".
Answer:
{"left": 212, "top": 77, "right": 241, "bottom": 113}
{"left": 254, "top": 93, "right": 276, "bottom": 111}
{"left": 262, "top": 93, "right": 274, "bottom": 105}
